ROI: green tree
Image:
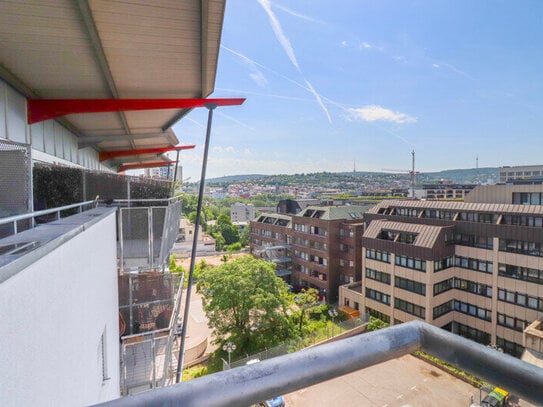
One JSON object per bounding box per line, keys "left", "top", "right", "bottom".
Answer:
{"left": 215, "top": 214, "right": 240, "bottom": 245}
{"left": 366, "top": 316, "right": 389, "bottom": 332}
{"left": 239, "top": 225, "right": 250, "bottom": 247}
{"left": 198, "top": 256, "right": 295, "bottom": 354}
{"left": 293, "top": 288, "right": 320, "bottom": 332}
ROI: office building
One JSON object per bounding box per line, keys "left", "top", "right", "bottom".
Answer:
{"left": 230, "top": 203, "right": 255, "bottom": 223}
{"left": 414, "top": 183, "right": 476, "bottom": 200}
{"left": 251, "top": 205, "right": 371, "bottom": 301}
{"left": 340, "top": 198, "right": 543, "bottom": 357}
{"left": 499, "top": 165, "right": 543, "bottom": 183}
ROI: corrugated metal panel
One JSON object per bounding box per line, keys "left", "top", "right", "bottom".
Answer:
{"left": 364, "top": 219, "right": 447, "bottom": 249}
{"left": 370, "top": 199, "right": 543, "bottom": 215}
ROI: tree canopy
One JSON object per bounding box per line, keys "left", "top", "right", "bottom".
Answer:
{"left": 197, "top": 256, "right": 295, "bottom": 354}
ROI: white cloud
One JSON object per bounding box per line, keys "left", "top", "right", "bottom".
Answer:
{"left": 244, "top": 148, "right": 252, "bottom": 155}
{"left": 432, "top": 63, "right": 440, "bottom": 68}
{"left": 212, "top": 146, "right": 237, "bottom": 154}
{"left": 347, "top": 105, "right": 417, "bottom": 124}
{"left": 360, "top": 42, "right": 372, "bottom": 49}
{"left": 341, "top": 40, "right": 348, "bottom": 47}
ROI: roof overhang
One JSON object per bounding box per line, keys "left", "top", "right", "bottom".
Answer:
{"left": 0, "top": 0, "right": 230, "bottom": 169}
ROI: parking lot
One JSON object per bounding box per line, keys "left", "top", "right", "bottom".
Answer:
{"left": 285, "top": 354, "right": 480, "bottom": 407}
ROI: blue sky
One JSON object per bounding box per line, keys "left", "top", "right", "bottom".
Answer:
{"left": 173, "top": 0, "right": 543, "bottom": 181}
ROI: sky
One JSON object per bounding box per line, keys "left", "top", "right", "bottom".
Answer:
{"left": 172, "top": 0, "right": 543, "bottom": 181}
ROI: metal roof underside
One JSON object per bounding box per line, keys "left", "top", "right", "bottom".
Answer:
{"left": 0, "top": 0, "right": 226, "bottom": 168}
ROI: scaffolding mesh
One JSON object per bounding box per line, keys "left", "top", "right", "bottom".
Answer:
{"left": 0, "top": 139, "right": 31, "bottom": 238}
{"left": 33, "top": 163, "right": 172, "bottom": 208}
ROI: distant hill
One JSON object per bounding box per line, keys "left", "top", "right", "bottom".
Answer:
{"left": 205, "top": 174, "right": 267, "bottom": 184}
{"left": 202, "top": 167, "right": 499, "bottom": 187}
{"left": 418, "top": 167, "right": 498, "bottom": 184}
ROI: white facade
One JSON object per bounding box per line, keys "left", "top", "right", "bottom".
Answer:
{"left": 0, "top": 211, "right": 120, "bottom": 406}
{"left": 230, "top": 203, "right": 255, "bottom": 223}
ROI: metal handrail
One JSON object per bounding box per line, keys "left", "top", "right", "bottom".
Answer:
{"left": 0, "top": 200, "right": 97, "bottom": 236}
{"left": 95, "top": 320, "right": 543, "bottom": 407}
{"left": 113, "top": 196, "right": 182, "bottom": 204}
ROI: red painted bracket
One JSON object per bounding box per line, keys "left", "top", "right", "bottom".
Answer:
{"left": 27, "top": 98, "right": 246, "bottom": 124}
{"left": 100, "top": 145, "right": 196, "bottom": 162}
{"left": 117, "top": 160, "right": 175, "bottom": 173}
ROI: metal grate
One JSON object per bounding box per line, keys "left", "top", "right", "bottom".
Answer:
{"left": 0, "top": 139, "right": 31, "bottom": 238}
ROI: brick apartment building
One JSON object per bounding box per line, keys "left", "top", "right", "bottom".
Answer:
{"left": 340, "top": 194, "right": 543, "bottom": 357}
{"left": 250, "top": 205, "right": 370, "bottom": 302}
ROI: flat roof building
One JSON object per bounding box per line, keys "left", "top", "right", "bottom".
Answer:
{"left": 499, "top": 165, "right": 543, "bottom": 183}
{"left": 340, "top": 197, "right": 543, "bottom": 357}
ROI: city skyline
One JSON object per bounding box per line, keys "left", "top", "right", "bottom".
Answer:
{"left": 173, "top": 1, "right": 543, "bottom": 180}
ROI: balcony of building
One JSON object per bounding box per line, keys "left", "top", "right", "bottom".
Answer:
{"left": 95, "top": 321, "right": 543, "bottom": 407}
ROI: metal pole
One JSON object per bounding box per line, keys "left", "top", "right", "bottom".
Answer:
{"left": 171, "top": 148, "right": 181, "bottom": 198}
{"left": 176, "top": 103, "right": 217, "bottom": 383}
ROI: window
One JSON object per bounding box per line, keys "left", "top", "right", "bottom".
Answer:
{"left": 455, "top": 233, "right": 493, "bottom": 250}
{"left": 394, "top": 298, "right": 425, "bottom": 319}
{"left": 395, "top": 255, "right": 426, "bottom": 272}
{"left": 454, "top": 300, "right": 491, "bottom": 321}
{"left": 433, "top": 300, "right": 453, "bottom": 319}
{"left": 365, "top": 268, "right": 391, "bottom": 284}
{"left": 499, "top": 239, "right": 542, "bottom": 257}
{"left": 433, "top": 278, "right": 453, "bottom": 296}
{"left": 366, "top": 248, "right": 391, "bottom": 263}
{"left": 455, "top": 256, "right": 493, "bottom": 274}
{"left": 365, "top": 288, "right": 390, "bottom": 305}
{"left": 395, "top": 276, "right": 425, "bottom": 296}
{"left": 456, "top": 322, "right": 490, "bottom": 345}
{"left": 366, "top": 307, "right": 390, "bottom": 323}
{"left": 453, "top": 278, "right": 492, "bottom": 298}
{"left": 496, "top": 337, "right": 525, "bottom": 358}
{"left": 497, "top": 313, "right": 528, "bottom": 332}
{"left": 434, "top": 256, "right": 454, "bottom": 272}
{"left": 497, "top": 288, "right": 543, "bottom": 311}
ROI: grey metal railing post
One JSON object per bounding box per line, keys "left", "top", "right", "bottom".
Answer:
{"left": 175, "top": 103, "right": 217, "bottom": 383}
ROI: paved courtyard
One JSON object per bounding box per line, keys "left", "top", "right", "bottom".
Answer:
{"left": 285, "top": 354, "right": 480, "bottom": 407}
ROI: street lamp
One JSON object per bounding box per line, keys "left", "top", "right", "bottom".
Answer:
{"left": 223, "top": 341, "right": 236, "bottom": 365}
{"left": 328, "top": 308, "right": 338, "bottom": 337}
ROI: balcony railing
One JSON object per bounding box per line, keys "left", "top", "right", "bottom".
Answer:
{"left": 115, "top": 197, "right": 182, "bottom": 272}
{"left": 0, "top": 200, "right": 97, "bottom": 239}
{"left": 95, "top": 321, "right": 543, "bottom": 407}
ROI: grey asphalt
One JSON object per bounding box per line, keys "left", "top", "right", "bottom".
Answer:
{"left": 285, "top": 354, "right": 481, "bottom": 407}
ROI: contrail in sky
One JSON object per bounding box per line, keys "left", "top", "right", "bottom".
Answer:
{"left": 221, "top": 46, "right": 411, "bottom": 146}
{"left": 256, "top": 0, "right": 332, "bottom": 123}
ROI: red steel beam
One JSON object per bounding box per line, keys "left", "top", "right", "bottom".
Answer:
{"left": 117, "top": 161, "right": 174, "bottom": 173}
{"left": 99, "top": 145, "right": 196, "bottom": 162}
{"left": 27, "top": 98, "right": 246, "bottom": 124}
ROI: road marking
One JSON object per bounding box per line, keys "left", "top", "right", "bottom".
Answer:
{"left": 410, "top": 385, "right": 418, "bottom": 391}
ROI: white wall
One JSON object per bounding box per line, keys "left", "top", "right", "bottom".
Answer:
{"left": 0, "top": 212, "right": 120, "bottom": 406}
